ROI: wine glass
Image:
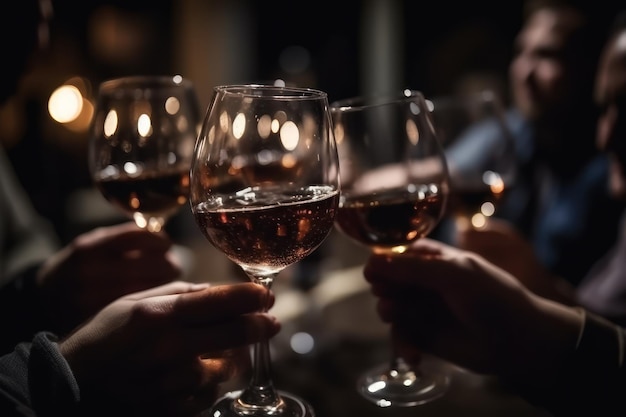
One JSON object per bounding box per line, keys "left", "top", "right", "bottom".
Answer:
{"left": 330, "top": 89, "right": 451, "bottom": 407}
{"left": 330, "top": 90, "right": 451, "bottom": 406}
{"left": 189, "top": 84, "right": 340, "bottom": 417}
{"left": 88, "top": 75, "right": 200, "bottom": 232}
{"left": 429, "top": 90, "right": 516, "bottom": 233}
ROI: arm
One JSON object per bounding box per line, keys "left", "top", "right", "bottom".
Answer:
{"left": 0, "top": 333, "right": 80, "bottom": 417}
{"left": 0, "top": 281, "right": 280, "bottom": 417}
{"left": 519, "top": 310, "right": 625, "bottom": 415}
{"left": 455, "top": 217, "right": 577, "bottom": 304}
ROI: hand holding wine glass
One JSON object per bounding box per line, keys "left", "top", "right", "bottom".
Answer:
{"left": 190, "top": 84, "right": 340, "bottom": 417}
{"left": 89, "top": 75, "right": 200, "bottom": 232}
{"left": 331, "top": 90, "right": 450, "bottom": 407}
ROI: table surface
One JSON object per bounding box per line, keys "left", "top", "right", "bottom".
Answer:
{"left": 214, "top": 265, "right": 552, "bottom": 417}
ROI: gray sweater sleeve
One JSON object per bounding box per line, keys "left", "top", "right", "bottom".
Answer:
{"left": 0, "top": 332, "right": 79, "bottom": 417}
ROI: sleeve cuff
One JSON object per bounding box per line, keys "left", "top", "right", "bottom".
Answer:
{"left": 519, "top": 309, "right": 625, "bottom": 415}
{"left": 28, "top": 332, "right": 80, "bottom": 417}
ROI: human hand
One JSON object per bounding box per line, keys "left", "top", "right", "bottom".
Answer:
{"left": 363, "top": 238, "right": 582, "bottom": 381}
{"left": 455, "top": 218, "right": 575, "bottom": 303}
{"left": 36, "top": 222, "right": 183, "bottom": 335}
{"left": 59, "top": 280, "right": 280, "bottom": 417}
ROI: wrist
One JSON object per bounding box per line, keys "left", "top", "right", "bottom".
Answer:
{"left": 498, "top": 296, "right": 582, "bottom": 387}
{"left": 508, "top": 304, "right": 625, "bottom": 414}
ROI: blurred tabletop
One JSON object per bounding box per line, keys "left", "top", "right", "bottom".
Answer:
{"left": 218, "top": 265, "right": 552, "bottom": 417}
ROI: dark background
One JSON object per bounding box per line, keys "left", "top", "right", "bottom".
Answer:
{"left": 3, "top": 0, "right": 530, "bottom": 241}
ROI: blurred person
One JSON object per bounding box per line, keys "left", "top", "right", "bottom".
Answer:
{"left": 0, "top": 0, "right": 187, "bottom": 356}
{"left": 0, "top": 280, "right": 280, "bottom": 417}
{"left": 363, "top": 11, "right": 626, "bottom": 415}
{"left": 441, "top": 0, "right": 623, "bottom": 286}
{"left": 458, "top": 7, "right": 626, "bottom": 326}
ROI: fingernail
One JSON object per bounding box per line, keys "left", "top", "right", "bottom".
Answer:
{"left": 263, "top": 313, "right": 279, "bottom": 326}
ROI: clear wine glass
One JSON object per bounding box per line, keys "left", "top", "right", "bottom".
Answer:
{"left": 429, "top": 90, "right": 516, "bottom": 232}
{"left": 330, "top": 89, "right": 451, "bottom": 407}
{"left": 88, "top": 75, "right": 200, "bottom": 232}
{"left": 190, "top": 84, "right": 340, "bottom": 417}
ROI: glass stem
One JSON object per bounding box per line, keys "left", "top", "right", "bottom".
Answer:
{"left": 234, "top": 275, "right": 285, "bottom": 414}
{"left": 389, "top": 330, "right": 414, "bottom": 377}
{"left": 390, "top": 355, "right": 412, "bottom": 375}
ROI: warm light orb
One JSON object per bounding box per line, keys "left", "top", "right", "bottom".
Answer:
{"left": 280, "top": 120, "right": 299, "bottom": 150}
{"left": 137, "top": 114, "right": 152, "bottom": 137}
{"left": 233, "top": 113, "right": 246, "bottom": 139}
{"left": 257, "top": 114, "right": 272, "bottom": 138}
{"left": 471, "top": 212, "right": 487, "bottom": 228}
{"left": 271, "top": 118, "right": 280, "bottom": 133}
{"left": 165, "top": 96, "right": 181, "bottom": 115}
{"left": 48, "top": 85, "right": 83, "bottom": 123}
{"left": 480, "top": 201, "right": 495, "bottom": 217}
{"left": 103, "top": 110, "right": 118, "bottom": 137}
{"left": 406, "top": 118, "right": 419, "bottom": 145}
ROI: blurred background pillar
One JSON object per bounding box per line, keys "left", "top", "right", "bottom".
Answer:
{"left": 360, "top": 0, "right": 404, "bottom": 95}
{"left": 173, "top": 0, "right": 255, "bottom": 113}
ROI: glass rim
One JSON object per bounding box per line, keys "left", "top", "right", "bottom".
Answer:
{"left": 330, "top": 89, "right": 426, "bottom": 112}
{"left": 430, "top": 89, "right": 499, "bottom": 108}
{"left": 213, "top": 84, "right": 328, "bottom": 100}
{"left": 98, "top": 75, "right": 194, "bottom": 92}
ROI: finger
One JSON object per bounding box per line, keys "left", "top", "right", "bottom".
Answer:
{"left": 409, "top": 238, "right": 448, "bottom": 254}
{"left": 177, "top": 354, "right": 253, "bottom": 417}
{"left": 201, "top": 347, "right": 251, "bottom": 381}
{"left": 152, "top": 352, "right": 246, "bottom": 397}
{"left": 73, "top": 268, "right": 184, "bottom": 307}
{"left": 368, "top": 279, "right": 431, "bottom": 301}
{"left": 180, "top": 313, "right": 280, "bottom": 354}
{"left": 180, "top": 354, "right": 252, "bottom": 415}
{"left": 174, "top": 283, "right": 275, "bottom": 322}
{"left": 387, "top": 301, "right": 458, "bottom": 352}
{"left": 124, "top": 281, "right": 211, "bottom": 300}
{"left": 375, "top": 290, "right": 442, "bottom": 322}
{"left": 365, "top": 249, "right": 463, "bottom": 291}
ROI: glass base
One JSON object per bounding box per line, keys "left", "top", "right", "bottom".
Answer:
{"left": 203, "top": 390, "right": 315, "bottom": 417}
{"left": 357, "top": 361, "right": 450, "bottom": 407}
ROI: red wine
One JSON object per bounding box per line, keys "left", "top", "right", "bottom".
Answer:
{"left": 335, "top": 185, "right": 444, "bottom": 250}
{"left": 95, "top": 169, "right": 190, "bottom": 219}
{"left": 193, "top": 185, "right": 339, "bottom": 272}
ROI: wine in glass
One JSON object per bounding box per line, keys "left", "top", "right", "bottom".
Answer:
{"left": 88, "top": 75, "right": 200, "bottom": 232}
{"left": 429, "top": 90, "right": 516, "bottom": 232}
{"left": 330, "top": 89, "right": 450, "bottom": 407}
{"left": 190, "top": 84, "right": 340, "bottom": 417}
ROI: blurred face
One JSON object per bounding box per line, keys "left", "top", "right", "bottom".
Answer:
{"left": 595, "top": 30, "right": 626, "bottom": 201}
{"left": 509, "top": 8, "right": 584, "bottom": 121}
